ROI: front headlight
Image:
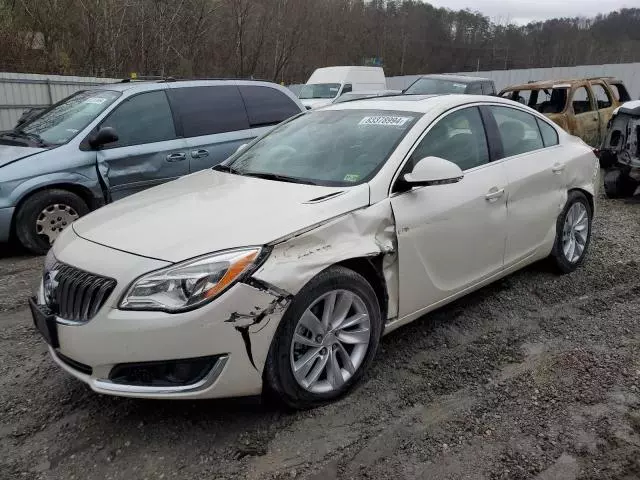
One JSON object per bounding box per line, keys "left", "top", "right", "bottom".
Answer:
{"left": 120, "top": 247, "right": 266, "bottom": 312}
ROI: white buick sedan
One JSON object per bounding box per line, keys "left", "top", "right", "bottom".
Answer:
{"left": 31, "top": 95, "right": 599, "bottom": 409}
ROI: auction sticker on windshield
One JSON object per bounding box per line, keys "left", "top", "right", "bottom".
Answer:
{"left": 358, "top": 116, "right": 411, "bottom": 126}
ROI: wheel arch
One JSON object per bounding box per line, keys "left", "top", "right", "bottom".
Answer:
{"left": 335, "top": 255, "right": 389, "bottom": 322}
{"left": 568, "top": 187, "right": 595, "bottom": 215}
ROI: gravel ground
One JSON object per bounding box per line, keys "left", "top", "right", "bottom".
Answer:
{"left": 1, "top": 188, "right": 639, "bottom": 480}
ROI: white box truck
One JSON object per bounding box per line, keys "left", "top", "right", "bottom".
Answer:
{"left": 299, "top": 66, "right": 387, "bottom": 109}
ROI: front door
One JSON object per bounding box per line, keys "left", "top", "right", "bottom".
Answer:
{"left": 390, "top": 106, "right": 508, "bottom": 318}
{"left": 96, "top": 90, "right": 188, "bottom": 201}
{"left": 571, "top": 86, "right": 600, "bottom": 147}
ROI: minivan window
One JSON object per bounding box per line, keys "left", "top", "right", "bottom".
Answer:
{"left": 466, "top": 83, "right": 483, "bottom": 94}
{"left": 168, "top": 85, "right": 249, "bottom": 137}
{"left": 238, "top": 85, "right": 301, "bottom": 127}
{"left": 299, "top": 84, "right": 341, "bottom": 99}
{"left": 227, "top": 109, "right": 419, "bottom": 186}
{"left": 101, "top": 91, "right": 176, "bottom": 148}
{"left": 17, "top": 90, "right": 120, "bottom": 145}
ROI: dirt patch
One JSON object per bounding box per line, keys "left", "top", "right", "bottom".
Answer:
{"left": 1, "top": 188, "right": 639, "bottom": 479}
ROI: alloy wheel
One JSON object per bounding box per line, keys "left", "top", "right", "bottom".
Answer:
{"left": 562, "top": 202, "right": 589, "bottom": 263}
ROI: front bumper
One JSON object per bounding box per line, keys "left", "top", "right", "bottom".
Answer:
{"left": 37, "top": 231, "right": 290, "bottom": 399}
{"left": 0, "top": 206, "right": 14, "bottom": 243}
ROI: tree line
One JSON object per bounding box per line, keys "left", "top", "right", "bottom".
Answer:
{"left": 1, "top": 0, "right": 639, "bottom": 83}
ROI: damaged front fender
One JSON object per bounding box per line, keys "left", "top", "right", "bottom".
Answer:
{"left": 253, "top": 200, "right": 399, "bottom": 320}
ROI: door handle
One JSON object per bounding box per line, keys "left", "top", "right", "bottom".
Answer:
{"left": 166, "top": 152, "right": 187, "bottom": 162}
{"left": 485, "top": 188, "right": 505, "bottom": 202}
{"left": 552, "top": 163, "right": 566, "bottom": 174}
{"left": 191, "top": 149, "right": 209, "bottom": 159}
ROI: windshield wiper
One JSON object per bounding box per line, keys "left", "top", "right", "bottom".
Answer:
{"left": 240, "top": 171, "right": 317, "bottom": 185}
{"left": 6, "top": 130, "right": 48, "bottom": 147}
{"left": 212, "top": 164, "right": 242, "bottom": 174}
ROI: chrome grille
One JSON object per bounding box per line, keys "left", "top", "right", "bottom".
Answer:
{"left": 44, "top": 263, "right": 116, "bottom": 322}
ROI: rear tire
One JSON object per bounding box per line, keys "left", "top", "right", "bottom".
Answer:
{"left": 15, "top": 189, "right": 89, "bottom": 255}
{"left": 264, "top": 266, "right": 382, "bottom": 410}
{"left": 604, "top": 169, "right": 637, "bottom": 199}
{"left": 549, "top": 191, "right": 592, "bottom": 274}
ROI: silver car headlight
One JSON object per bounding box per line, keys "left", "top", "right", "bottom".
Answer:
{"left": 119, "top": 247, "right": 266, "bottom": 312}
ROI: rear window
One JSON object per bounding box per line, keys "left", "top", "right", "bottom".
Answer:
{"left": 238, "top": 85, "right": 301, "bottom": 127}
{"left": 167, "top": 86, "right": 249, "bottom": 137}
{"left": 610, "top": 83, "right": 631, "bottom": 102}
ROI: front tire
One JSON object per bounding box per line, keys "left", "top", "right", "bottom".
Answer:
{"left": 549, "top": 191, "right": 592, "bottom": 274}
{"left": 15, "top": 189, "right": 89, "bottom": 255}
{"left": 264, "top": 266, "right": 382, "bottom": 409}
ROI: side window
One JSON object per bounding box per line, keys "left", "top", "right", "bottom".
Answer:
{"left": 341, "top": 84, "right": 353, "bottom": 95}
{"left": 167, "top": 86, "right": 249, "bottom": 137}
{"left": 572, "top": 87, "right": 594, "bottom": 114}
{"left": 482, "top": 82, "right": 495, "bottom": 95}
{"left": 101, "top": 91, "right": 176, "bottom": 148}
{"left": 490, "top": 106, "right": 544, "bottom": 158}
{"left": 610, "top": 83, "right": 631, "bottom": 102}
{"left": 409, "top": 107, "right": 489, "bottom": 171}
{"left": 466, "top": 83, "right": 483, "bottom": 94}
{"left": 238, "top": 85, "right": 301, "bottom": 127}
{"left": 592, "top": 84, "right": 612, "bottom": 109}
{"left": 536, "top": 118, "right": 559, "bottom": 147}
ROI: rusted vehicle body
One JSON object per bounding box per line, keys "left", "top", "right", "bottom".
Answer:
{"left": 499, "top": 77, "right": 631, "bottom": 147}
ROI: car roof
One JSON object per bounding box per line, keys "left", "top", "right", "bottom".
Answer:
{"left": 417, "top": 74, "right": 492, "bottom": 83}
{"left": 89, "top": 79, "right": 286, "bottom": 93}
{"left": 323, "top": 94, "right": 517, "bottom": 113}
{"left": 502, "top": 77, "right": 623, "bottom": 91}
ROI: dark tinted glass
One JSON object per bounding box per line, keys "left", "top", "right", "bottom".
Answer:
{"left": 466, "top": 83, "right": 483, "bottom": 94}
{"left": 168, "top": 85, "right": 249, "bottom": 137}
{"left": 102, "top": 91, "right": 176, "bottom": 148}
{"left": 482, "top": 82, "right": 495, "bottom": 95}
{"left": 239, "top": 85, "right": 300, "bottom": 127}
{"left": 342, "top": 84, "right": 353, "bottom": 94}
{"left": 537, "top": 118, "right": 559, "bottom": 147}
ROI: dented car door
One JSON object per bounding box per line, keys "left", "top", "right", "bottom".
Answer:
{"left": 96, "top": 90, "right": 189, "bottom": 201}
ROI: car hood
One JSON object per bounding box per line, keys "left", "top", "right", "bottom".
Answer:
{"left": 0, "top": 143, "right": 46, "bottom": 168}
{"left": 72, "top": 169, "right": 370, "bottom": 262}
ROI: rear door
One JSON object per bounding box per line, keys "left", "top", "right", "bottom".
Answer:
{"left": 570, "top": 85, "right": 600, "bottom": 146}
{"left": 167, "top": 85, "right": 253, "bottom": 172}
{"left": 484, "top": 105, "right": 564, "bottom": 267}
{"left": 590, "top": 82, "right": 616, "bottom": 141}
{"left": 96, "top": 89, "right": 188, "bottom": 201}
{"left": 238, "top": 84, "right": 303, "bottom": 138}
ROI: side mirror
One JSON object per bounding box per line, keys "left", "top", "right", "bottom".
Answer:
{"left": 89, "top": 127, "right": 118, "bottom": 149}
{"left": 403, "top": 156, "right": 464, "bottom": 187}
{"left": 235, "top": 143, "right": 248, "bottom": 154}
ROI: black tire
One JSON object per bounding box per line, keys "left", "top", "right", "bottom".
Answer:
{"left": 549, "top": 190, "right": 593, "bottom": 274}
{"left": 15, "top": 189, "right": 89, "bottom": 255}
{"left": 264, "top": 266, "right": 382, "bottom": 410}
{"left": 604, "top": 169, "right": 637, "bottom": 199}
{"left": 598, "top": 151, "right": 617, "bottom": 170}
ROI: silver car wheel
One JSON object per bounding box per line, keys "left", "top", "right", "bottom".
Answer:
{"left": 290, "top": 289, "right": 371, "bottom": 394}
{"left": 35, "top": 203, "right": 79, "bottom": 244}
{"left": 562, "top": 202, "right": 589, "bottom": 263}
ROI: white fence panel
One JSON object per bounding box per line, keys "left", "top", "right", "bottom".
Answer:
{"left": 387, "top": 62, "right": 640, "bottom": 99}
{"left": 0, "top": 72, "right": 118, "bottom": 130}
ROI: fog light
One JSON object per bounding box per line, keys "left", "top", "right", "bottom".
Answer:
{"left": 108, "top": 355, "right": 223, "bottom": 387}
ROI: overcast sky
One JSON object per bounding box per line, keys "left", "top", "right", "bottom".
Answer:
{"left": 428, "top": 0, "right": 633, "bottom": 25}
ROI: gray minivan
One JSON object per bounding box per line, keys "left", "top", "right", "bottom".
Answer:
{"left": 0, "top": 79, "right": 305, "bottom": 254}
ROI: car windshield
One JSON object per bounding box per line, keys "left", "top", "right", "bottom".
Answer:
{"left": 226, "top": 109, "right": 419, "bottom": 186}
{"left": 16, "top": 90, "right": 121, "bottom": 145}
{"left": 299, "top": 83, "right": 342, "bottom": 99}
{"left": 405, "top": 78, "right": 468, "bottom": 95}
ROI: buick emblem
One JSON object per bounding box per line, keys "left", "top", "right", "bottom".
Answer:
{"left": 43, "top": 270, "right": 59, "bottom": 306}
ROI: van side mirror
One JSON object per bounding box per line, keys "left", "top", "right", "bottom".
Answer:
{"left": 89, "top": 127, "right": 118, "bottom": 149}
{"left": 403, "top": 156, "right": 464, "bottom": 187}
